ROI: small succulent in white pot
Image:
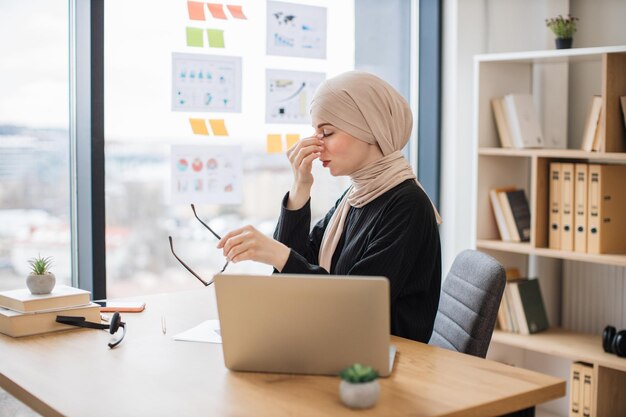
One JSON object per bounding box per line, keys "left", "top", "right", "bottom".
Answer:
{"left": 339, "top": 363, "right": 380, "bottom": 409}
{"left": 26, "top": 255, "right": 56, "bottom": 295}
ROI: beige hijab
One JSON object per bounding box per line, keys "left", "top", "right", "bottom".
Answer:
{"left": 310, "top": 71, "right": 442, "bottom": 272}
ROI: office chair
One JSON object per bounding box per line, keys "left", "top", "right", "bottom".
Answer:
{"left": 429, "top": 249, "right": 506, "bottom": 358}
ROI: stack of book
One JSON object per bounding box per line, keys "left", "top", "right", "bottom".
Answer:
{"left": 491, "top": 93, "right": 544, "bottom": 149}
{"left": 496, "top": 270, "right": 549, "bottom": 335}
{"left": 489, "top": 187, "right": 531, "bottom": 242}
{"left": 569, "top": 362, "right": 594, "bottom": 417}
{"left": 0, "top": 285, "right": 99, "bottom": 337}
{"left": 549, "top": 162, "right": 626, "bottom": 254}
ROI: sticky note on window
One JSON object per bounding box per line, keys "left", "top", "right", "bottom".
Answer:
{"left": 207, "top": 29, "right": 225, "bottom": 48}
{"left": 187, "top": 1, "right": 206, "bottom": 20}
{"left": 189, "top": 118, "right": 209, "bottom": 135}
{"left": 267, "top": 134, "right": 283, "bottom": 154}
{"left": 285, "top": 134, "right": 300, "bottom": 150}
{"left": 207, "top": 3, "right": 227, "bottom": 19}
{"left": 226, "top": 5, "right": 247, "bottom": 19}
{"left": 186, "top": 27, "right": 204, "bottom": 47}
{"left": 209, "top": 119, "right": 228, "bottom": 136}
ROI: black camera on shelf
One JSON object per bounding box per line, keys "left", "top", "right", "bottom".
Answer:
{"left": 602, "top": 325, "right": 626, "bottom": 358}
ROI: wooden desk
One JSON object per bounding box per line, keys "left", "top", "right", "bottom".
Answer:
{"left": 0, "top": 287, "right": 564, "bottom": 417}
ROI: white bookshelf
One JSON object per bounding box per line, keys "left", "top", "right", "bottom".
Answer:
{"left": 473, "top": 46, "right": 626, "bottom": 417}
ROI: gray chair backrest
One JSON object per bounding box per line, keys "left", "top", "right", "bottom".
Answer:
{"left": 429, "top": 249, "right": 506, "bottom": 358}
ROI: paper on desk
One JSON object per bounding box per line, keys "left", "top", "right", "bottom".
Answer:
{"left": 172, "top": 319, "right": 222, "bottom": 344}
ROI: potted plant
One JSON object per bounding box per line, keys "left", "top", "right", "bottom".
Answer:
{"left": 26, "top": 255, "right": 56, "bottom": 295}
{"left": 545, "top": 14, "right": 579, "bottom": 49}
{"left": 338, "top": 363, "right": 380, "bottom": 409}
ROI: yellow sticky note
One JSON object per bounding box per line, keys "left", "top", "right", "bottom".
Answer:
{"left": 285, "top": 134, "right": 300, "bottom": 150}
{"left": 207, "top": 29, "right": 225, "bottom": 48}
{"left": 187, "top": 1, "right": 206, "bottom": 21}
{"left": 189, "top": 118, "right": 209, "bottom": 135}
{"left": 209, "top": 119, "right": 228, "bottom": 136}
{"left": 267, "top": 134, "right": 283, "bottom": 154}
{"left": 186, "top": 27, "right": 204, "bottom": 47}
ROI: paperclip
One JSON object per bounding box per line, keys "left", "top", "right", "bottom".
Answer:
{"left": 161, "top": 316, "right": 167, "bottom": 335}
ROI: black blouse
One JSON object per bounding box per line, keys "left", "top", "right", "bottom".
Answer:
{"left": 273, "top": 179, "right": 441, "bottom": 343}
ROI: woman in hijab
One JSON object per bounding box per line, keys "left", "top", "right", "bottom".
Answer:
{"left": 217, "top": 71, "right": 442, "bottom": 342}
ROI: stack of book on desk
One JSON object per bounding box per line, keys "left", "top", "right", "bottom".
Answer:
{"left": 0, "top": 285, "right": 99, "bottom": 337}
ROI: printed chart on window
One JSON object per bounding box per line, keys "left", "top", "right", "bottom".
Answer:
{"left": 170, "top": 145, "right": 243, "bottom": 205}
{"left": 171, "top": 53, "right": 242, "bottom": 113}
{"left": 266, "top": 69, "right": 325, "bottom": 124}
{"left": 266, "top": 1, "right": 327, "bottom": 59}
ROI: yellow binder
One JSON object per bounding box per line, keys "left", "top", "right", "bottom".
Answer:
{"left": 560, "top": 163, "right": 575, "bottom": 252}
{"left": 574, "top": 164, "right": 588, "bottom": 253}
{"left": 549, "top": 162, "right": 561, "bottom": 249}
{"left": 588, "top": 164, "right": 626, "bottom": 254}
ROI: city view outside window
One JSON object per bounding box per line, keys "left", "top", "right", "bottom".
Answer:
{"left": 0, "top": 1, "right": 70, "bottom": 291}
{"left": 105, "top": 1, "right": 354, "bottom": 297}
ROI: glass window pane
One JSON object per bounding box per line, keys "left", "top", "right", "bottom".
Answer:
{"left": 0, "top": 1, "right": 71, "bottom": 291}
{"left": 105, "top": 1, "right": 353, "bottom": 297}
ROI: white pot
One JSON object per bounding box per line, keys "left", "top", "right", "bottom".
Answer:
{"left": 339, "top": 379, "right": 380, "bottom": 409}
{"left": 26, "top": 273, "right": 56, "bottom": 295}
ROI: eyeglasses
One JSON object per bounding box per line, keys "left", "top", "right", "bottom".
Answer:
{"left": 168, "top": 204, "right": 229, "bottom": 287}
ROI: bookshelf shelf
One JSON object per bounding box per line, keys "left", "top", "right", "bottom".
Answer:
{"left": 476, "top": 239, "right": 626, "bottom": 267}
{"left": 475, "top": 46, "right": 626, "bottom": 415}
{"left": 478, "top": 148, "right": 626, "bottom": 162}
{"left": 492, "top": 328, "right": 626, "bottom": 373}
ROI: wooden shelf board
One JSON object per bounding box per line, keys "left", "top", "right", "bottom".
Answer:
{"left": 475, "top": 45, "right": 626, "bottom": 64}
{"left": 478, "top": 148, "right": 626, "bottom": 162}
{"left": 476, "top": 239, "right": 626, "bottom": 267}
{"left": 492, "top": 328, "right": 626, "bottom": 373}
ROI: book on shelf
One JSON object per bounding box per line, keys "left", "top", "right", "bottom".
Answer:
{"left": 591, "top": 108, "right": 603, "bottom": 152}
{"left": 570, "top": 362, "right": 583, "bottom": 417}
{"left": 496, "top": 268, "right": 521, "bottom": 331}
{"left": 0, "top": 303, "right": 100, "bottom": 337}
{"left": 509, "top": 278, "right": 549, "bottom": 335}
{"left": 574, "top": 164, "right": 588, "bottom": 253}
{"left": 621, "top": 96, "right": 626, "bottom": 129}
{"left": 560, "top": 163, "right": 575, "bottom": 252}
{"left": 587, "top": 164, "right": 626, "bottom": 254}
{"left": 549, "top": 162, "right": 561, "bottom": 250}
{"left": 0, "top": 285, "right": 91, "bottom": 313}
{"left": 580, "top": 96, "right": 602, "bottom": 152}
{"left": 502, "top": 93, "right": 544, "bottom": 149}
{"left": 498, "top": 189, "right": 531, "bottom": 242}
{"left": 491, "top": 97, "right": 513, "bottom": 148}
{"left": 489, "top": 186, "right": 517, "bottom": 241}
{"left": 581, "top": 363, "right": 594, "bottom": 417}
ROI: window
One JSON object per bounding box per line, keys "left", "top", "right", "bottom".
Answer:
{"left": 104, "top": 1, "right": 354, "bottom": 297}
{"left": 0, "top": 1, "right": 71, "bottom": 291}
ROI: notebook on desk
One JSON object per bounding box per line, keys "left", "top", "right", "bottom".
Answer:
{"left": 214, "top": 274, "right": 396, "bottom": 377}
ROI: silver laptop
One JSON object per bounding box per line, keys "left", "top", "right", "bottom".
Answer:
{"left": 214, "top": 274, "right": 396, "bottom": 377}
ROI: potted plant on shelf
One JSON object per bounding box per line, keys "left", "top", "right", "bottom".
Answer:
{"left": 545, "top": 14, "right": 579, "bottom": 49}
{"left": 26, "top": 255, "right": 56, "bottom": 295}
{"left": 338, "top": 363, "right": 380, "bottom": 409}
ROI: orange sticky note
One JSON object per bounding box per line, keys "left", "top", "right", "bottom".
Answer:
{"left": 207, "top": 3, "right": 227, "bottom": 19}
{"left": 209, "top": 119, "right": 228, "bottom": 136}
{"left": 267, "top": 134, "right": 283, "bottom": 154}
{"left": 285, "top": 134, "right": 300, "bottom": 150}
{"left": 187, "top": 1, "right": 206, "bottom": 20}
{"left": 189, "top": 118, "right": 209, "bottom": 135}
{"left": 226, "top": 5, "right": 247, "bottom": 19}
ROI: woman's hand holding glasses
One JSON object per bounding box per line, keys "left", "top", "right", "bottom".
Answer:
{"left": 216, "top": 225, "right": 290, "bottom": 272}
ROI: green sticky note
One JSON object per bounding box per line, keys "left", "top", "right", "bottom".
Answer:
{"left": 207, "top": 29, "right": 225, "bottom": 48}
{"left": 186, "top": 27, "right": 204, "bottom": 47}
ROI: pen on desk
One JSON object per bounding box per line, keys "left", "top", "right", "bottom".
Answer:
{"left": 161, "top": 315, "right": 167, "bottom": 335}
